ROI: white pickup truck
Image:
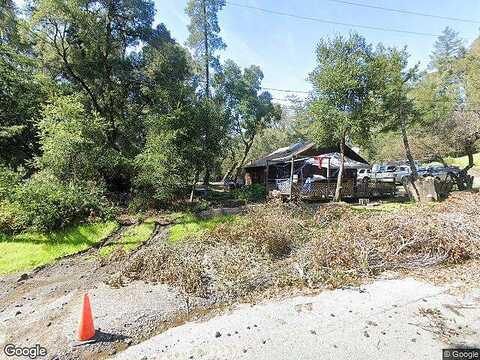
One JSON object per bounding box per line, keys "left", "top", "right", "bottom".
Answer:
{"left": 358, "top": 165, "right": 396, "bottom": 182}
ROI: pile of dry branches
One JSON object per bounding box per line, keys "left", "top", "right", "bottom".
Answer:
{"left": 118, "top": 191, "right": 480, "bottom": 302}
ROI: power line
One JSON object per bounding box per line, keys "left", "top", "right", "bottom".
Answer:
{"left": 325, "top": 0, "right": 480, "bottom": 25}
{"left": 270, "top": 96, "right": 480, "bottom": 111}
{"left": 225, "top": 1, "right": 441, "bottom": 37}
{"left": 262, "top": 87, "right": 310, "bottom": 94}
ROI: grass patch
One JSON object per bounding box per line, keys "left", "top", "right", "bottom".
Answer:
{"left": 0, "top": 222, "right": 118, "bottom": 274}
{"left": 168, "top": 214, "right": 237, "bottom": 243}
{"left": 446, "top": 153, "right": 480, "bottom": 170}
{"left": 98, "top": 219, "right": 156, "bottom": 257}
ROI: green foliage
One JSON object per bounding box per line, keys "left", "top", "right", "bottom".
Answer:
{"left": 232, "top": 184, "right": 266, "bottom": 202}
{"left": 134, "top": 106, "right": 203, "bottom": 204}
{"left": 0, "top": 19, "right": 46, "bottom": 168}
{"left": 408, "top": 32, "right": 480, "bottom": 164}
{"left": 308, "top": 33, "right": 382, "bottom": 148}
{"left": 37, "top": 95, "right": 116, "bottom": 181}
{"left": 0, "top": 221, "right": 118, "bottom": 274}
{"left": 0, "top": 171, "right": 113, "bottom": 233}
{"left": 215, "top": 60, "right": 282, "bottom": 178}
{"left": 168, "top": 213, "right": 236, "bottom": 243}
{"left": 30, "top": 0, "right": 157, "bottom": 186}
{"left": 429, "top": 27, "right": 465, "bottom": 72}
{"left": 98, "top": 219, "right": 155, "bottom": 257}
{"left": 185, "top": 0, "right": 226, "bottom": 82}
{"left": 0, "top": 165, "right": 21, "bottom": 199}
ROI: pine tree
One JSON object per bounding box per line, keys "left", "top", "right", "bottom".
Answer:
{"left": 429, "top": 27, "right": 465, "bottom": 72}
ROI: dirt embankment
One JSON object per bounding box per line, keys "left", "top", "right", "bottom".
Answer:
{"left": 2, "top": 192, "right": 480, "bottom": 359}
{"left": 0, "top": 221, "right": 206, "bottom": 360}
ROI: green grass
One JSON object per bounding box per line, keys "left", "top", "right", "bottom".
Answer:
{"left": 0, "top": 222, "right": 118, "bottom": 275}
{"left": 168, "top": 213, "right": 237, "bottom": 243}
{"left": 446, "top": 153, "right": 480, "bottom": 169}
{"left": 98, "top": 219, "right": 156, "bottom": 257}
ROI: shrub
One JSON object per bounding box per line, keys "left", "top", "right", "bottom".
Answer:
{"left": 0, "top": 171, "right": 114, "bottom": 232}
{"left": 0, "top": 166, "right": 22, "bottom": 200}
{"left": 36, "top": 95, "right": 117, "bottom": 182}
{"left": 232, "top": 184, "right": 266, "bottom": 202}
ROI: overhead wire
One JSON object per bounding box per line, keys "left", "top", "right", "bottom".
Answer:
{"left": 225, "top": 1, "right": 442, "bottom": 37}
{"left": 324, "top": 0, "right": 480, "bottom": 25}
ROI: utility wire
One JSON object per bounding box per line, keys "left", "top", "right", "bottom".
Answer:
{"left": 325, "top": 0, "right": 480, "bottom": 25}
{"left": 271, "top": 96, "right": 480, "bottom": 111}
{"left": 225, "top": 1, "right": 441, "bottom": 37}
{"left": 268, "top": 88, "right": 480, "bottom": 107}
{"left": 262, "top": 87, "right": 310, "bottom": 94}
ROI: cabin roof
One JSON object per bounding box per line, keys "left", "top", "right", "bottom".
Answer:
{"left": 243, "top": 142, "right": 369, "bottom": 169}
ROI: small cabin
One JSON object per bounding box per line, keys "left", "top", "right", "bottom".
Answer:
{"left": 243, "top": 142, "right": 393, "bottom": 199}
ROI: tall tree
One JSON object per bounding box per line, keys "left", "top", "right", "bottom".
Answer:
{"left": 185, "top": 0, "right": 226, "bottom": 184}
{"left": 375, "top": 48, "right": 421, "bottom": 181}
{"left": 0, "top": 0, "right": 46, "bottom": 168}
{"left": 185, "top": 0, "right": 225, "bottom": 98}
{"left": 214, "top": 60, "right": 281, "bottom": 181}
{"left": 30, "top": 0, "right": 155, "bottom": 188}
{"left": 429, "top": 27, "right": 465, "bottom": 73}
{"left": 31, "top": 0, "right": 155, "bottom": 153}
{"left": 308, "top": 33, "right": 382, "bottom": 201}
{"left": 412, "top": 33, "right": 479, "bottom": 189}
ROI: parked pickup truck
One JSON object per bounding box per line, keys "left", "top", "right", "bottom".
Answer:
{"left": 358, "top": 165, "right": 396, "bottom": 182}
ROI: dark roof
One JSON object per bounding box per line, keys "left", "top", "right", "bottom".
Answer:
{"left": 243, "top": 142, "right": 369, "bottom": 169}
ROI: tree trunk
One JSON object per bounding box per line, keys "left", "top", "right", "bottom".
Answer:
{"left": 334, "top": 133, "right": 346, "bottom": 202}
{"left": 189, "top": 171, "right": 199, "bottom": 203}
{"left": 203, "top": 167, "right": 210, "bottom": 187}
{"left": 222, "top": 161, "right": 238, "bottom": 183}
{"left": 233, "top": 141, "right": 253, "bottom": 182}
{"left": 400, "top": 116, "right": 417, "bottom": 179}
{"left": 202, "top": 0, "right": 209, "bottom": 99}
{"left": 201, "top": 0, "right": 211, "bottom": 186}
{"left": 456, "top": 144, "right": 475, "bottom": 190}
{"left": 464, "top": 146, "right": 475, "bottom": 173}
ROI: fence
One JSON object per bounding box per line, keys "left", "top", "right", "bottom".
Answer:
{"left": 271, "top": 178, "right": 397, "bottom": 200}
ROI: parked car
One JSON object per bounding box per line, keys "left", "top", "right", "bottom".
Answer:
{"left": 395, "top": 165, "right": 411, "bottom": 184}
{"left": 424, "top": 165, "right": 460, "bottom": 181}
{"left": 357, "top": 168, "right": 372, "bottom": 181}
{"left": 400, "top": 164, "right": 460, "bottom": 183}
{"left": 363, "top": 165, "right": 396, "bottom": 182}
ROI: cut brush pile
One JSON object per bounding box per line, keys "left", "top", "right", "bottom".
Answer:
{"left": 118, "top": 192, "right": 480, "bottom": 304}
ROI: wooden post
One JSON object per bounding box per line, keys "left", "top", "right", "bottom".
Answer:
{"left": 265, "top": 160, "right": 269, "bottom": 193}
{"left": 326, "top": 157, "right": 331, "bottom": 199}
{"left": 289, "top": 156, "right": 295, "bottom": 200}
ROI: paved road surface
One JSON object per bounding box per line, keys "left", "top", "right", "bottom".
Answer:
{"left": 112, "top": 278, "right": 480, "bottom": 360}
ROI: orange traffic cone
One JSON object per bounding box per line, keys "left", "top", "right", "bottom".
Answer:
{"left": 76, "top": 293, "right": 96, "bottom": 341}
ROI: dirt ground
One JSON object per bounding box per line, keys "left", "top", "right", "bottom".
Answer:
{"left": 1, "top": 189, "right": 480, "bottom": 359}
{"left": 0, "top": 222, "right": 214, "bottom": 360}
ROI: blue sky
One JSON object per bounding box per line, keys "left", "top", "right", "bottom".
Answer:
{"left": 15, "top": 0, "right": 480, "bottom": 100}
{"left": 157, "top": 0, "right": 480, "bottom": 100}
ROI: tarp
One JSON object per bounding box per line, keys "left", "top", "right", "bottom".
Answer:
{"left": 305, "top": 153, "right": 370, "bottom": 170}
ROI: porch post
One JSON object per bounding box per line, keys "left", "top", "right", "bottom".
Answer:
{"left": 265, "top": 160, "right": 269, "bottom": 192}
{"left": 289, "top": 156, "right": 295, "bottom": 200}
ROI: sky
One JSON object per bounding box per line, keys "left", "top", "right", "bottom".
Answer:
{"left": 15, "top": 0, "right": 480, "bottom": 102}
{"left": 156, "top": 0, "right": 480, "bottom": 102}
